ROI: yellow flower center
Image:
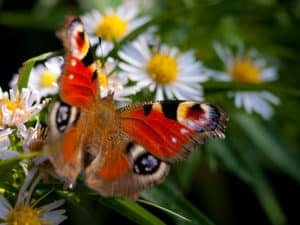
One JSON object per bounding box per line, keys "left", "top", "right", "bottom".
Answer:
{"left": 146, "top": 53, "right": 178, "bottom": 84}
{"left": 6, "top": 205, "right": 41, "bottom": 225}
{"left": 0, "top": 99, "right": 24, "bottom": 125}
{"left": 3, "top": 99, "right": 23, "bottom": 111}
{"left": 40, "top": 71, "right": 57, "bottom": 87}
{"left": 231, "top": 60, "right": 261, "bottom": 83}
{"left": 96, "top": 15, "right": 127, "bottom": 40}
{"left": 98, "top": 71, "right": 109, "bottom": 89}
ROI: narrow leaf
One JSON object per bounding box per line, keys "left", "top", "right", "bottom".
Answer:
{"left": 203, "top": 81, "right": 300, "bottom": 97}
{"left": 251, "top": 169, "right": 287, "bottom": 225}
{"left": 137, "top": 199, "right": 191, "bottom": 222}
{"left": 0, "top": 152, "right": 39, "bottom": 167}
{"left": 18, "top": 52, "right": 59, "bottom": 90}
{"left": 234, "top": 113, "right": 300, "bottom": 183}
{"left": 206, "top": 139, "right": 254, "bottom": 184}
{"left": 98, "top": 197, "right": 166, "bottom": 225}
{"left": 142, "top": 178, "right": 216, "bottom": 225}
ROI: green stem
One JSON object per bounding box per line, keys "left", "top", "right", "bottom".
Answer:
{"left": 202, "top": 81, "right": 300, "bottom": 97}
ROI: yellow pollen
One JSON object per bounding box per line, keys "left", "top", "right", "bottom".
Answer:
{"left": 231, "top": 60, "right": 261, "bottom": 83}
{"left": 40, "top": 71, "right": 57, "bottom": 87}
{"left": 98, "top": 71, "right": 109, "bottom": 89}
{"left": 0, "top": 97, "right": 29, "bottom": 126}
{"left": 6, "top": 205, "right": 41, "bottom": 225}
{"left": 96, "top": 15, "right": 127, "bottom": 40}
{"left": 3, "top": 99, "right": 23, "bottom": 111}
{"left": 146, "top": 53, "right": 178, "bottom": 84}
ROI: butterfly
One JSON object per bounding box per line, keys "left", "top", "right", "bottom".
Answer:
{"left": 46, "top": 15, "right": 229, "bottom": 199}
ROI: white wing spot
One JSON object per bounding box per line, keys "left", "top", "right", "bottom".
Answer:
{"left": 187, "top": 121, "right": 196, "bottom": 129}
{"left": 180, "top": 128, "right": 189, "bottom": 135}
{"left": 68, "top": 74, "right": 74, "bottom": 80}
{"left": 171, "top": 137, "right": 177, "bottom": 143}
{"left": 200, "top": 120, "right": 206, "bottom": 125}
{"left": 71, "top": 59, "right": 77, "bottom": 66}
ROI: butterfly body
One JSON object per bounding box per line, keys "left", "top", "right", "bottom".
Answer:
{"left": 47, "top": 15, "right": 229, "bottom": 199}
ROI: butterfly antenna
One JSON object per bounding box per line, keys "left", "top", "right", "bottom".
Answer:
{"left": 98, "top": 37, "right": 106, "bottom": 66}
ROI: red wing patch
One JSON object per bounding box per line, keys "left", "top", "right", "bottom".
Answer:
{"left": 57, "top": 15, "right": 99, "bottom": 109}
{"left": 119, "top": 101, "right": 228, "bottom": 162}
{"left": 98, "top": 152, "right": 130, "bottom": 181}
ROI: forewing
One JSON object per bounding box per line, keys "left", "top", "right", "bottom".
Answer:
{"left": 57, "top": 15, "right": 99, "bottom": 109}
{"left": 119, "top": 101, "right": 228, "bottom": 162}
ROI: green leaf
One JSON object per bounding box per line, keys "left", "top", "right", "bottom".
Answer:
{"left": 206, "top": 139, "right": 254, "bottom": 184}
{"left": 202, "top": 81, "right": 300, "bottom": 97}
{"left": 98, "top": 197, "right": 166, "bottom": 225}
{"left": 0, "top": 152, "right": 41, "bottom": 170}
{"left": 173, "top": 149, "right": 202, "bottom": 191}
{"left": 142, "top": 177, "right": 216, "bottom": 225}
{"left": 228, "top": 124, "right": 287, "bottom": 225}
{"left": 251, "top": 169, "right": 287, "bottom": 225}
{"left": 234, "top": 113, "right": 300, "bottom": 183}
{"left": 17, "top": 51, "right": 59, "bottom": 90}
{"left": 137, "top": 199, "right": 191, "bottom": 222}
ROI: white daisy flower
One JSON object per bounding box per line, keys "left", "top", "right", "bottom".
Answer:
{"left": 0, "top": 128, "right": 19, "bottom": 160}
{"left": 0, "top": 86, "right": 49, "bottom": 132}
{"left": 212, "top": 42, "right": 280, "bottom": 119}
{"left": 81, "top": 0, "right": 150, "bottom": 56}
{"left": 118, "top": 37, "right": 208, "bottom": 100}
{"left": 0, "top": 169, "right": 67, "bottom": 225}
{"left": 28, "top": 56, "right": 63, "bottom": 98}
{"left": 21, "top": 122, "right": 48, "bottom": 165}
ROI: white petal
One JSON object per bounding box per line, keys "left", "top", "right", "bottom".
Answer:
{"left": 0, "top": 196, "right": 12, "bottom": 219}
{"left": 0, "top": 149, "right": 19, "bottom": 160}
{"left": 260, "top": 67, "right": 278, "bottom": 81}
{"left": 131, "top": 37, "right": 151, "bottom": 61}
{"left": 40, "top": 200, "right": 65, "bottom": 213}
{"left": 118, "top": 51, "right": 145, "bottom": 68}
{"left": 233, "top": 92, "right": 243, "bottom": 108}
{"left": 242, "top": 93, "right": 254, "bottom": 113}
{"left": 41, "top": 210, "right": 67, "bottom": 225}
{"left": 154, "top": 85, "right": 164, "bottom": 100}
{"left": 118, "top": 66, "right": 149, "bottom": 82}
{"left": 95, "top": 41, "right": 114, "bottom": 57}
{"left": 165, "top": 86, "right": 174, "bottom": 99}
{"left": 213, "top": 42, "right": 234, "bottom": 68}
{"left": 252, "top": 94, "right": 274, "bottom": 119}
{"left": 260, "top": 91, "right": 280, "bottom": 105}
{"left": 127, "top": 16, "right": 150, "bottom": 32}
{"left": 16, "top": 168, "right": 38, "bottom": 205}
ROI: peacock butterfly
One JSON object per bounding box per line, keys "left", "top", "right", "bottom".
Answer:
{"left": 46, "top": 15, "right": 229, "bottom": 199}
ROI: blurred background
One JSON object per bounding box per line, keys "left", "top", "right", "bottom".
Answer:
{"left": 0, "top": 0, "right": 300, "bottom": 225}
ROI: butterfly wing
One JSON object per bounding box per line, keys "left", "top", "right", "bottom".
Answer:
{"left": 119, "top": 101, "right": 228, "bottom": 162}
{"left": 57, "top": 15, "right": 99, "bottom": 109}
{"left": 47, "top": 15, "right": 99, "bottom": 184}
{"left": 85, "top": 135, "right": 170, "bottom": 199}
{"left": 47, "top": 100, "right": 83, "bottom": 185}
{"left": 48, "top": 15, "right": 229, "bottom": 198}
{"left": 84, "top": 101, "right": 228, "bottom": 198}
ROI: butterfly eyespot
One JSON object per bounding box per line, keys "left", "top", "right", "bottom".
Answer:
{"left": 48, "top": 100, "right": 80, "bottom": 134}
{"left": 133, "top": 153, "right": 161, "bottom": 175}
